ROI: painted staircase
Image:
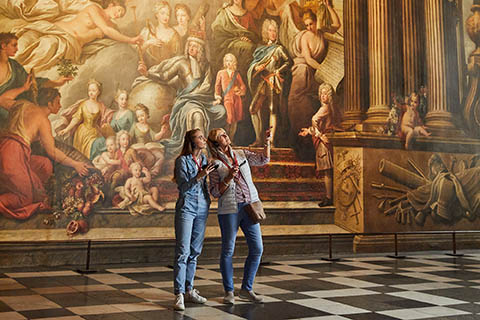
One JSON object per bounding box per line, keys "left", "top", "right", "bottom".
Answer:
{"left": 155, "top": 147, "right": 327, "bottom": 202}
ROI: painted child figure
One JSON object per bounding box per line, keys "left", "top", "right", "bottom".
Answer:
{"left": 130, "top": 103, "right": 168, "bottom": 176}
{"left": 400, "top": 92, "right": 431, "bottom": 149}
{"left": 118, "top": 162, "right": 165, "bottom": 214}
{"left": 110, "top": 89, "right": 135, "bottom": 132}
{"left": 92, "top": 135, "right": 121, "bottom": 180}
{"left": 299, "top": 83, "right": 337, "bottom": 207}
{"left": 214, "top": 53, "right": 246, "bottom": 140}
{"left": 110, "top": 130, "right": 142, "bottom": 197}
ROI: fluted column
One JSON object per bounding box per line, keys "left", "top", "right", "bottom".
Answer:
{"left": 402, "top": 0, "right": 424, "bottom": 95}
{"left": 364, "top": 0, "right": 394, "bottom": 132}
{"left": 342, "top": 0, "right": 368, "bottom": 129}
{"left": 423, "top": 0, "right": 456, "bottom": 133}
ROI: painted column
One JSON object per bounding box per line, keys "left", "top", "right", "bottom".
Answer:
{"left": 423, "top": 0, "right": 457, "bottom": 133}
{"left": 364, "top": 0, "right": 395, "bottom": 132}
{"left": 402, "top": 0, "right": 424, "bottom": 95}
{"left": 342, "top": 0, "right": 368, "bottom": 129}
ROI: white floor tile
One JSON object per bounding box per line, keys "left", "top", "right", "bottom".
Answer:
{"left": 301, "top": 288, "right": 380, "bottom": 298}
{"left": 291, "top": 298, "right": 370, "bottom": 315}
{"left": 388, "top": 291, "right": 467, "bottom": 306}
{"left": 390, "top": 282, "right": 462, "bottom": 291}
{"left": 319, "top": 277, "right": 383, "bottom": 288}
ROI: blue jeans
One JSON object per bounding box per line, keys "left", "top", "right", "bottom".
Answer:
{"left": 217, "top": 202, "right": 263, "bottom": 292}
{"left": 173, "top": 195, "right": 209, "bottom": 294}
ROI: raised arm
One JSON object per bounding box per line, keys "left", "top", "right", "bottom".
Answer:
{"left": 141, "top": 167, "right": 152, "bottom": 184}
{"left": 324, "top": 1, "right": 341, "bottom": 34}
{"left": 0, "top": 74, "right": 32, "bottom": 109}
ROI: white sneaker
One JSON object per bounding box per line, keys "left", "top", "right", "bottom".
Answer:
{"left": 185, "top": 288, "right": 207, "bottom": 304}
{"left": 174, "top": 293, "right": 185, "bottom": 311}
{"left": 223, "top": 291, "right": 235, "bottom": 304}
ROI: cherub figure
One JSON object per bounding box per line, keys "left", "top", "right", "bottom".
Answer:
{"left": 117, "top": 162, "right": 165, "bottom": 214}
{"left": 92, "top": 135, "right": 121, "bottom": 180}
{"left": 400, "top": 92, "right": 431, "bottom": 149}
{"left": 109, "top": 130, "right": 142, "bottom": 197}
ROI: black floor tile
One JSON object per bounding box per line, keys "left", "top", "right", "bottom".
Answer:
{"left": 216, "top": 301, "right": 328, "bottom": 320}
{"left": 353, "top": 274, "right": 426, "bottom": 285}
{"left": 86, "top": 290, "right": 146, "bottom": 305}
{"left": 268, "top": 292, "right": 316, "bottom": 301}
{"left": 43, "top": 292, "right": 105, "bottom": 307}
{"left": 111, "top": 283, "right": 157, "bottom": 290}
{"left": 444, "top": 303, "right": 480, "bottom": 314}
{"left": 430, "top": 270, "right": 480, "bottom": 281}
{"left": 56, "top": 275, "right": 105, "bottom": 286}
{"left": 294, "top": 263, "right": 362, "bottom": 273}
{"left": 0, "top": 288, "right": 38, "bottom": 296}
{"left": 14, "top": 277, "right": 67, "bottom": 288}
{"left": 267, "top": 278, "right": 350, "bottom": 292}
{"left": 422, "top": 287, "right": 480, "bottom": 303}
{"left": 387, "top": 298, "right": 435, "bottom": 309}
{"left": 19, "top": 307, "right": 76, "bottom": 319}
{"left": 82, "top": 313, "right": 141, "bottom": 320}
{"left": 0, "top": 300, "right": 13, "bottom": 312}
{"left": 117, "top": 271, "right": 172, "bottom": 282}
{"left": 329, "top": 294, "right": 402, "bottom": 312}
{"left": 345, "top": 312, "right": 400, "bottom": 320}
{"left": 129, "top": 309, "right": 195, "bottom": 320}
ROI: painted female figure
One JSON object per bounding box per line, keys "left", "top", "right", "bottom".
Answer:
{"left": 140, "top": 1, "right": 181, "bottom": 68}
{"left": 288, "top": 5, "right": 340, "bottom": 159}
{"left": 173, "top": 3, "right": 192, "bottom": 51}
{"left": 211, "top": 0, "right": 260, "bottom": 76}
{"left": 58, "top": 79, "right": 114, "bottom": 160}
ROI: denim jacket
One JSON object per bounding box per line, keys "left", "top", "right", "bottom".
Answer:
{"left": 174, "top": 154, "right": 211, "bottom": 212}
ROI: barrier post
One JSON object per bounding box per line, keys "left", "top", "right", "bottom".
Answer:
{"left": 76, "top": 240, "right": 97, "bottom": 274}
{"left": 446, "top": 231, "right": 464, "bottom": 257}
{"left": 321, "top": 234, "right": 340, "bottom": 262}
{"left": 387, "top": 233, "right": 406, "bottom": 259}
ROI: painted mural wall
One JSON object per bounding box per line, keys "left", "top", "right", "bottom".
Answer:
{"left": 0, "top": 0, "right": 344, "bottom": 239}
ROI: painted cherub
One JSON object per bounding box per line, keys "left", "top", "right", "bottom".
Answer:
{"left": 92, "top": 135, "right": 120, "bottom": 180}
{"left": 400, "top": 92, "right": 431, "bottom": 149}
{"left": 117, "top": 162, "right": 165, "bottom": 214}
{"left": 109, "top": 130, "right": 142, "bottom": 196}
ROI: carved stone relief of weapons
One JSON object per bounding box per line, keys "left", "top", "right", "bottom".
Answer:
{"left": 375, "top": 154, "right": 479, "bottom": 226}
{"left": 335, "top": 150, "right": 362, "bottom": 225}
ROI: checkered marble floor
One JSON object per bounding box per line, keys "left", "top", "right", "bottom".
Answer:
{"left": 1, "top": 252, "right": 480, "bottom": 320}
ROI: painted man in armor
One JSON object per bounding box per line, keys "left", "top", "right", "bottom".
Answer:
{"left": 247, "top": 19, "right": 291, "bottom": 147}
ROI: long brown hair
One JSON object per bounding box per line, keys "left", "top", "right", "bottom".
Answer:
{"left": 207, "top": 128, "right": 226, "bottom": 160}
{"left": 173, "top": 129, "right": 201, "bottom": 181}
